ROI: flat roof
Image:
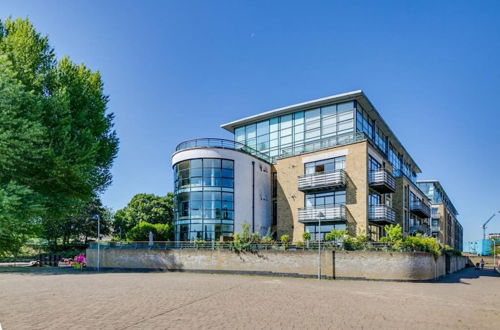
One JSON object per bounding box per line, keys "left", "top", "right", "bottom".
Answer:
{"left": 221, "top": 90, "right": 422, "bottom": 173}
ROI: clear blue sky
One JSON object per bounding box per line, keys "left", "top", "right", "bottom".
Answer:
{"left": 2, "top": 1, "right": 500, "bottom": 244}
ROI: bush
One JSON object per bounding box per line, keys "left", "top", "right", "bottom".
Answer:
{"left": 402, "top": 234, "right": 441, "bottom": 258}
{"left": 232, "top": 224, "right": 259, "bottom": 252}
{"left": 325, "top": 229, "right": 347, "bottom": 242}
{"left": 296, "top": 240, "right": 304, "bottom": 249}
{"left": 343, "top": 235, "right": 368, "bottom": 250}
{"left": 442, "top": 245, "right": 462, "bottom": 256}
{"left": 302, "top": 232, "right": 311, "bottom": 241}
{"left": 126, "top": 222, "right": 172, "bottom": 241}
{"left": 280, "top": 234, "right": 291, "bottom": 249}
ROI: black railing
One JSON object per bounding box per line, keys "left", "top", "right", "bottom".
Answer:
{"left": 175, "top": 138, "right": 271, "bottom": 163}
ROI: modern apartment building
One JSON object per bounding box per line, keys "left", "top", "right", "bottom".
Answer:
{"left": 416, "top": 180, "right": 463, "bottom": 250}
{"left": 171, "top": 90, "right": 461, "bottom": 245}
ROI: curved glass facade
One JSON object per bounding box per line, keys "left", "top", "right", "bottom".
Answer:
{"left": 173, "top": 158, "right": 234, "bottom": 241}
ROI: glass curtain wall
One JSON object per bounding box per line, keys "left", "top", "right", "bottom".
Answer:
{"left": 234, "top": 101, "right": 355, "bottom": 159}
{"left": 356, "top": 104, "right": 417, "bottom": 182}
{"left": 174, "top": 158, "right": 234, "bottom": 241}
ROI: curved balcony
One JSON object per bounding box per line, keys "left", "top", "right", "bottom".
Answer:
{"left": 369, "top": 205, "right": 396, "bottom": 225}
{"left": 298, "top": 205, "right": 346, "bottom": 223}
{"left": 369, "top": 169, "right": 396, "bottom": 193}
{"left": 175, "top": 138, "right": 271, "bottom": 163}
{"left": 298, "top": 170, "right": 346, "bottom": 192}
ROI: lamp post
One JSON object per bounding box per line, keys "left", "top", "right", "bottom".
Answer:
{"left": 317, "top": 211, "right": 325, "bottom": 280}
{"left": 93, "top": 214, "right": 100, "bottom": 271}
{"left": 493, "top": 239, "right": 497, "bottom": 271}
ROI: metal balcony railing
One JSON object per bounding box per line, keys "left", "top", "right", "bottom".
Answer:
{"left": 369, "top": 205, "right": 396, "bottom": 224}
{"left": 410, "top": 224, "right": 431, "bottom": 235}
{"left": 297, "top": 170, "right": 345, "bottom": 191}
{"left": 175, "top": 138, "right": 271, "bottom": 163}
{"left": 298, "top": 205, "right": 346, "bottom": 223}
{"left": 369, "top": 169, "right": 396, "bottom": 193}
{"left": 431, "top": 212, "right": 441, "bottom": 219}
{"left": 410, "top": 200, "right": 431, "bottom": 218}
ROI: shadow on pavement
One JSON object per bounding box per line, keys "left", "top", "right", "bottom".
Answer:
{"left": 435, "top": 266, "right": 500, "bottom": 284}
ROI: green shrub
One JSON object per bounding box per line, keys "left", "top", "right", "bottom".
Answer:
{"left": 342, "top": 235, "right": 368, "bottom": 251}
{"left": 296, "top": 240, "right": 304, "bottom": 249}
{"left": 325, "top": 229, "right": 347, "bottom": 242}
{"left": 280, "top": 234, "right": 291, "bottom": 249}
{"left": 302, "top": 232, "right": 311, "bottom": 241}
{"left": 126, "top": 222, "right": 172, "bottom": 241}
{"left": 402, "top": 234, "right": 441, "bottom": 257}
{"left": 232, "top": 224, "right": 259, "bottom": 252}
{"left": 442, "top": 245, "right": 462, "bottom": 256}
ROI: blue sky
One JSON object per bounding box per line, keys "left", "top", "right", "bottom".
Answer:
{"left": 2, "top": 1, "right": 499, "bottom": 244}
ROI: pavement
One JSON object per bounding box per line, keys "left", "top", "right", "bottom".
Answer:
{"left": 0, "top": 266, "right": 499, "bottom": 329}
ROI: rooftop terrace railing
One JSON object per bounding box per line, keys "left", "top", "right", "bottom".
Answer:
{"left": 175, "top": 138, "right": 272, "bottom": 163}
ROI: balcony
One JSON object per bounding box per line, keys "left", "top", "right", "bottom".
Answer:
{"left": 369, "top": 205, "right": 396, "bottom": 224}
{"left": 175, "top": 138, "right": 271, "bottom": 163}
{"left": 410, "top": 224, "right": 431, "bottom": 235}
{"left": 369, "top": 169, "right": 396, "bottom": 193}
{"left": 298, "top": 170, "right": 346, "bottom": 192}
{"left": 431, "top": 212, "right": 441, "bottom": 219}
{"left": 298, "top": 205, "right": 346, "bottom": 223}
{"left": 410, "top": 200, "right": 431, "bottom": 218}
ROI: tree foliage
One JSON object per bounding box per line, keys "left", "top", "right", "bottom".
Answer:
{"left": 113, "top": 193, "right": 174, "bottom": 235}
{"left": 0, "top": 18, "right": 118, "bottom": 255}
{"left": 126, "top": 222, "right": 172, "bottom": 242}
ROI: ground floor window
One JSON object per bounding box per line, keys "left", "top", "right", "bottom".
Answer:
{"left": 305, "top": 222, "right": 346, "bottom": 241}
{"left": 369, "top": 225, "right": 383, "bottom": 241}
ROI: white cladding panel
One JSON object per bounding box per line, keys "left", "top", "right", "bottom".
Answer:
{"left": 172, "top": 148, "right": 272, "bottom": 236}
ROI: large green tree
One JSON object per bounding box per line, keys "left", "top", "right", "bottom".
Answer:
{"left": 0, "top": 18, "right": 119, "bottom": 255}
{"left": 113, "top": 193, "right": 174, "bottom": 236}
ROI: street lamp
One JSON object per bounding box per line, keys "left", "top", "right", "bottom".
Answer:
{"left": 92, "top": 214, "right": 100, "bottom": 271}
{"left": 493, "top": 239, "right": 497, "bottom": 271}
{"left": 317, "top": 211, "right": 325, "bottom": 280}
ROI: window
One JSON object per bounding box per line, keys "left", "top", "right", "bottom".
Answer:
{"left": 305, "top": 191, "right": 346, "bottom": 208}
{"left": 305, "top": 222, "right": 346, "bottom": 241}
{"left": 368, "top": 155, "right": 381, "bottom": 172}
{"left": 173, "top": 158, "right": 235, "bottom": 241}
{"left": 234, "top": 101, "right": 355, "bottom": 159}
{"left": 304, "top": 156, "right": 345, "bottom": 175}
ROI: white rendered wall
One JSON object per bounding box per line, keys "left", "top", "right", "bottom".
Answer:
{"left": 172, "top": 148, "right": 272, "bottom": 236}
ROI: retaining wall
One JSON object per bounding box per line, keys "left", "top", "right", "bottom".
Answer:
{"left": 86, "top": 248, "right": 468, "bottom": 281}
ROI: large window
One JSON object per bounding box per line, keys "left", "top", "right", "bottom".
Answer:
{"left": 304, "top": 156, "right": 345, "bottom": 175}
{"left": 174, "top": 158, "right": 234, "bottom": 241}
{"left": 305, "top": 222, "right": 346, "bottom": 241}
{"left": 305, "top": 191, "right": 346, "bottom": 208}
{"left": 234, "top": 101, "right": 355, "bottom": 159}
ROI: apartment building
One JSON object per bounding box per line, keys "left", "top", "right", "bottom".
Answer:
{"left": 171, "top": 90, "right": 459, "bottom": 244}
{"left": 416, "top": 180, "right": 463, "bottom": 250}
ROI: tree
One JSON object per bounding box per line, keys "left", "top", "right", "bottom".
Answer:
{"left": 126, "top": 222, "right": 172, "bottom": 242}
{"left": 113, "top": 193, "right": 174, "bottom": 235}
{"left": 0, "top": 18, "right": 119, "bottom": 255}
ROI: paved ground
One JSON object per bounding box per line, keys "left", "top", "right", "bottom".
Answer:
{"left": 0, "top": 267, "right": 499, "bottom": 330}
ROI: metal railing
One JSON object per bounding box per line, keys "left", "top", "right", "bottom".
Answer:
{"left": 431, "top": 212, "right": 441, "bottom": 219}
{"left": 410, "top": 224, "right": 431, "bottom": 235}
{"left": 297, "top": 170, "right": 345, "bottom": 191}
{"left": 274, "top": 131, "right": 367, "bottom": 162}
{"left": 369, "top": 205, "right": 396, "bottom": 224}
{"left": 297, "top": 205, "right": 346, "bottom": 223}
{"left": 87, "top": 240, "right": 401, "bottom": 252}
{"left": 410, "top": 200, "right": 431, "bottom": 218}
{"left": 369, "top": 169, "right": 396, "bottom": 193}
{"left": 175, "top": 138, "right": 271, "bottom": 163}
